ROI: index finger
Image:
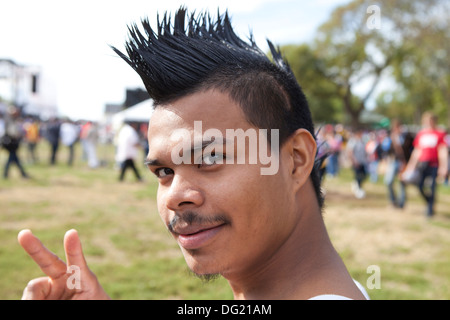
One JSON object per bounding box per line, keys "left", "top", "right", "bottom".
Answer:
{"left": 18, "top": 229, "right": 67, "bottom": 280}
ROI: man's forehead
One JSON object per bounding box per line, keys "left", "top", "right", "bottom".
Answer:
{"left": 149, "top": 90, "right": 249, "bottom": 129}
{"left": 148, "top": 107, "right": 185, "bottom": 130}
{"left": 148, "top": 113, "right": 227, "bottom": 149}
{"left": 146, "top": 90, "right": 259, "bottom": 155}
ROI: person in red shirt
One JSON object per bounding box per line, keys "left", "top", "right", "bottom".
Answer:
{"left": 404, "top": 112, "right": 448, "bottom": 217}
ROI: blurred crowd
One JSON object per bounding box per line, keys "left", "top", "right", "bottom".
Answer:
{"left": 0, "top": 106, "right": 148, "bottom": 181}
{"left": 317, "top": 112, "right": 449, "bottom": 218}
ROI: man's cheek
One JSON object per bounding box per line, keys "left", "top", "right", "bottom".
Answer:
{"left": 156, "top": 194, "right": 169, "bottom": 224}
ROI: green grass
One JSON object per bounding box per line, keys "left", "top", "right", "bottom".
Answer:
{"left": 1, "top": 142, "right": 449, "bottom": 299}
{"left": 322, "top": 165, "right": 450, "bottom": 300}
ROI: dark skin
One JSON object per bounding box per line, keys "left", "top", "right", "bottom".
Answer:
{"left": 19, "top": 89, "right": 365, "bottom": 300}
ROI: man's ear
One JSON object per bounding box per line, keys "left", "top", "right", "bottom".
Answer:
{"left": 288, "top": 129, "right": 317, "bottom": 191}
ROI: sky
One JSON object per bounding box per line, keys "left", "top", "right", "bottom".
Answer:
{"left": 0, "top": 0, "right": 350, "bottom": 121}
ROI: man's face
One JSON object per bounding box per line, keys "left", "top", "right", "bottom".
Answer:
{"left": 146, "top": 89, "right": 298, "bottom": 279}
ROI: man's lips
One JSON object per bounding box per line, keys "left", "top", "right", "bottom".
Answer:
{"left": 173, "top": 224, "right": 226, "bottom": 250}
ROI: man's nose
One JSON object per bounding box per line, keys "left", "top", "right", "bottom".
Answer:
{"left": 164, "top": 173, "right": 204, "bottom": 211}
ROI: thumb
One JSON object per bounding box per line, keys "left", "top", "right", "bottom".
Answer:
{"left": 21, "top": 277, "right": 52, "bottom": 300}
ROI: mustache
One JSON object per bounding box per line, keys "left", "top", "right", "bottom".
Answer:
{"left": 168, "top": 211, "right": 230, "bottom": 233}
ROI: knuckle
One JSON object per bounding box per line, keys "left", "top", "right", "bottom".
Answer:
{"left": 26, "top": 278, "right": 40, "bottom": 291}
{"left": 25, "top": 277, "right": 47, "bottom": 291}
{"left": 22, "top": 277, "right": 49, "bottom": 300}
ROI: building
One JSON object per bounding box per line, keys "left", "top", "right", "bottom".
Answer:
{"left": 0, "top": 58, "right": 57, "bottom": 118}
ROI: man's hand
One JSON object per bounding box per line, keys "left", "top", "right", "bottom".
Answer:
{"left": 18, "top": 229, "right": 110, "bottom": 300}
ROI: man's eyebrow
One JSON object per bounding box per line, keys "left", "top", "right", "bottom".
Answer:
{"left": 191, "top": 137, "right": 228, "bottom": 152}
{"left": 144, "top": 158, "right": 163, "bottom": 166}
{"left": 145, "top": 137, "right": 229, "bottom": 166}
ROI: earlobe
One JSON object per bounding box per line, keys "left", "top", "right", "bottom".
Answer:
{"left": 289, "top": 129, "right": 317, "bottom": 189}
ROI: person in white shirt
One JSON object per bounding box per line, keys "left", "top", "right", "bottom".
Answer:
{"left": 115, "top": 122, "right": 142, "bottom": 182}
{"left": 60, "top": 119, "right": 80, "bottom": 166}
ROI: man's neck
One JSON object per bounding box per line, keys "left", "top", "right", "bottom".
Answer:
{"left": 225, "top": 204, "right": 364, "bottom": 300}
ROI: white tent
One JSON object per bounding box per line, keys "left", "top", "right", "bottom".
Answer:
{"left": 111, "top": 99, "right": 154, "bottom": 131}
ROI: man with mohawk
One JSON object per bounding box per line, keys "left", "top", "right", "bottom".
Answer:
{"left": 18, "top": 7, "right": 368, "bottom": 300}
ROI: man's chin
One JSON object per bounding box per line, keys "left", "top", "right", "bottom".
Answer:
{"left": 184, "top": 256, "right": 222, "bottom": 283}
{"left": 181, "top": 247, "right": 226, "bottom": 282}
{"left": 188, "top": 269, "right": 221, "bottom": 283}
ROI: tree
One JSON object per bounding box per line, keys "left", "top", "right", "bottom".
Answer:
{"left": 282, "top": 0, "right": 449, "bottom": 127}
{"left": 281, "top": 44, "right": 344, "bottom": 124}
{"left": 383, "top": 0, "right": 450, "bottom": 126}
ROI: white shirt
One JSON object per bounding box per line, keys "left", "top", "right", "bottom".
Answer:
{"left": 115, "top": 124, "right": 140, "bottom": 162}
{"left": 309, "top": 280, "right": 370, "bottom": 300}
{"left": 60, "top": 122, "right": 79, "bottom": 146}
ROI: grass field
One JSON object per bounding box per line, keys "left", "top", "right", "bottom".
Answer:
{"left": 1, "top": 142, "right": 449, "bottom": 300}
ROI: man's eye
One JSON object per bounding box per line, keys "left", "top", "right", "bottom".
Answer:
{"left": 154, "top": 168, "right": 174, "bottom": 178}
{"left": 201, "top": 153, "right": 224, "bottom": 166}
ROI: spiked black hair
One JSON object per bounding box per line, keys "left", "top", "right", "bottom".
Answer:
{"left": 112, "top": 7, "right": 324, "bottom": 208}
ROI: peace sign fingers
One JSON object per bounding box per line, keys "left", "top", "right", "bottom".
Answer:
{"left": 18, "top": 229, "right": 67, "bottom": 280}
{"left": 18, "top": 229, "right": 110, "bottom": 300}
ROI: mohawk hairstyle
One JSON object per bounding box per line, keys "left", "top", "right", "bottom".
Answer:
{"left": 113, "top": 7, "right": 276, "bottom": 103}
{"left": 112, "top": 7, "right": 324, "bottom": 209}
